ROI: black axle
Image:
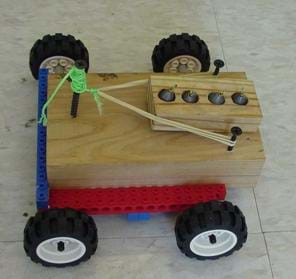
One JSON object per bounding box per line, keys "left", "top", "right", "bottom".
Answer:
{"left": 70, "top": 60, "right": 88, "bottom": 118}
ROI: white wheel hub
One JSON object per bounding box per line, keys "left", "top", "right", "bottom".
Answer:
{"left": 40, "top": 56, "right": 74, "bottom": 74}
{"left": 190, "top": 229, "right": 237, "bottom": 257}
{"left": 163, "top": 55, "right": 202, "bottom": 73}
{"left": 36, "top": 237, "right": 86, "bottom": 264}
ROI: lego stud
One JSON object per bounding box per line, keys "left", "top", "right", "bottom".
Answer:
{"left": 232, "top": 92, "right": 248, "bottom": 105}
{"left": 213, "top": 59, "right": 225, "bottom": 76}
{"left": 182, "top": 90, "right": 199, "bottom": 103}
{"left": 228, "top": 126, "right": 243, "bottom": 151}
{"left": 158, "top": 89, "right": 176, "bottom": 102}
{"left": 208, "top": 92, "right": 225, "bottom": 105}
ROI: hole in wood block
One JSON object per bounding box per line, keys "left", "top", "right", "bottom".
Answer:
{"left": 158, "top": 89, "right": 176, "bottom": 102}
{"left": 232, "top": 92, "right": 248, "bottom": 105}
{"left": 208, "top": 92, "right": 225, "bottom": 105}
{"left": 182, "top": 90, "right": 199, "bottom": 103}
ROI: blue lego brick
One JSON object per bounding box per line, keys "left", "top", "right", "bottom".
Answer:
{"left": 127, "top": 213, "right": 150, "bottom": 221}
{"left": 36, "top": 69, "right": 49, "bottom": 209}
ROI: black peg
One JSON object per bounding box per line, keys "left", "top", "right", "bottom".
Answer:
{"left": 57, "top": 241, "right": 65, "bottom": 252}
{"left": 70, "top": 93, "right": 80, "bottom": 118}
{"left": 228, "top": 126, "right": 243, "bottom": 151}
{"left": 213, "top": 59, "right": 225, "bottom": 76}
{"left": 70, "top": 60, "right": 87, "bottom": 118}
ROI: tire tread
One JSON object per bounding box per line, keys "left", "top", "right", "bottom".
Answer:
{"left": 29, "top": 33, "right": 89, "bottom": 79}
{"left": 152, "top": 33, "right": 210, "bottom": 72}
{"left": 24, "top": 208, "right": 98, "bottom": 267}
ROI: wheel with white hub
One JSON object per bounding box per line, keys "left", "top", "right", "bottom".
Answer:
{"left": 24, "top": 208, "right": 98, "bottom": 267}
{"left": 29, "top": 33, "right": 89, "bottom": 79}
{"left": 152, "top": 33, "right": 210, "bottom": 73}
{"left": 175, "top": 200, "right": 247, "bottom": 260}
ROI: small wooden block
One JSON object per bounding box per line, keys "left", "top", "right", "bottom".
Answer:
{"left": 46, "top": 72, "right": 265, "bottom": 189}
{"left": 147, "top": 75, "right": 262, "bottom": 132}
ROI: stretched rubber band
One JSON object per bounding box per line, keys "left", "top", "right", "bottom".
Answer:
{"left": 39, "top": 67, "right": 236, "bottom": 147}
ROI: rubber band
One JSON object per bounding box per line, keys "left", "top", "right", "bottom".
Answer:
{"left": 39, "top": 67, "right": 236, "bottom": 147}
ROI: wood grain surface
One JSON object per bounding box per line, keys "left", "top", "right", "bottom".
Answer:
{"left": 46, "top": 72, "right": 265, "bottom": 188}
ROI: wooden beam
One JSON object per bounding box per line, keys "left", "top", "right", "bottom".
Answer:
{"left": 148, "top": 75, "right": 262, "bottom": 132}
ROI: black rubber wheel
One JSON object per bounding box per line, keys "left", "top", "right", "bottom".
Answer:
{"left": 152, "top": 33, "right": 210, "bottom": 73}
{"left": 29, "top": 33, "right": 89, "bottom": 79}
{"left": 175, "top": 200, "right": 247, "bottom": 260}
{"left": 24, "top": 208, "right": 98, "bottom": 267}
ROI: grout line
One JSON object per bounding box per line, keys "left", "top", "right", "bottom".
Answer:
{"left": 210, "top": 0, "right": 229, "bottom": 71}
{"left": 100, "top": 233, "right": 270, "bottom": 239}
{"left": 0, "top": 231, "right": 278, "bottom": 243}
{"left": 0, "top": 240, "right": 22, "bottom": 243}
{"left": 252, "top": 188, "right": 275, "bottom": 279}
{"left": 263, "top": 230, "right": 296, "bottom": 234}
{"left": 2, "top": 230, "right": 296, "bottom": 244}
{"left": 99, "top": 235, "right": 174, "bottom": 240}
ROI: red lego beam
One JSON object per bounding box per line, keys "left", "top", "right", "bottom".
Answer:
{"left": 49, "top": 184, "right": 226, "bottom": 215}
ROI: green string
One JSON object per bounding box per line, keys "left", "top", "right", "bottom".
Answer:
{"left": 39, "top": 65, "right": 102, "bottom": 126}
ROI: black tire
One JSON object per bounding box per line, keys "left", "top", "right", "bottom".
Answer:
{"left": 152, "top": 33, "right": 210, "bottom": 72}
{"left": 175, "top": 200, "right": 247, "bottom": 260}
{"left": 24, "top": 208, "right": 98, "bottom": 267}
{"left": 29, "top": 33, "right": 89, "bottom": 79}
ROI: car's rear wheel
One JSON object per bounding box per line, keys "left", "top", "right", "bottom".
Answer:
{"left": 152, "top": 33, "right": 210, "bottom": 73}
{"left": 175, "top": 200, "right": 247, "bottom": 260}
{"left": 29, "top": 33, "right": 89, "bottom": 79}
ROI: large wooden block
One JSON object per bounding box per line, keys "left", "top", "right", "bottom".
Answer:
{"left": 147, "top": 75, "right": 262, "bottom": 132}
{"left": 46, "top": 72, "right": 265, "bottom": 189}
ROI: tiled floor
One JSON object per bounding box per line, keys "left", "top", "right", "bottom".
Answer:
{"left": 0, "top": 0, "right": 295, "bottom": 278}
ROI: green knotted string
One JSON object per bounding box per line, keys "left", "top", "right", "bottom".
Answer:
{"left": 39, "top": 66, "right": 102, "bottom": 126}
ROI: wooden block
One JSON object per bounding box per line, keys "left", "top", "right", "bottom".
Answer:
{"left": 148, "top": 75, "right": 262, "bottom": 132}
{"left": 46, "top": 72, "right": 265, "bottom": 189}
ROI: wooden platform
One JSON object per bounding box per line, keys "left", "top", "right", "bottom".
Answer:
{"left": 147, "top": 75, "right": 262, "bottom": 132}
{"left": 46, "top": 72, "right": 265, "bottom": 189}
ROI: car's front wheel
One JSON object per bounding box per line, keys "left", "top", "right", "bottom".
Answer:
{"left": 24, "top": 208, "right": 98, "bottom": 267}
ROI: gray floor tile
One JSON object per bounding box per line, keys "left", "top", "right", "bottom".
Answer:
{"left": 212, "top": 0, "right": 296, "bottom": 233}
{"left": 1, "top": 233, "right": 271, "bottom": 279}
{"left": 265, "top": 232, "right": 296, "bottom": 279}
{"left": 226, "top": 188, "right": 261, "bottom": 233}
{"left": 255, "top": 175, "right": 296, "bottom": 232}
{"left": 0, "top": 186, "right": 35, "bottom": 241}
{"left": 0, "top": 0, "right": 220, "bottom": 74}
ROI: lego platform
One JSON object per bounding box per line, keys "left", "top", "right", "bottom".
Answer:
{"left": 45, "top": 72, "right": 265, "bottom": 189}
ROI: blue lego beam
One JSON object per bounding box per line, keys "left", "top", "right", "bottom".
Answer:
{"left": 36, "top": 69, "right": 49, "bottom": 209}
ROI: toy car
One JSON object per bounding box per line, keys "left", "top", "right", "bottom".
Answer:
{"left": 24, "top": 33, "right": 264, "bottom": 267}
